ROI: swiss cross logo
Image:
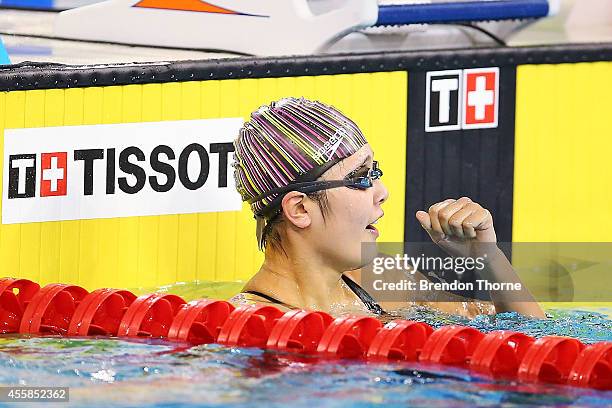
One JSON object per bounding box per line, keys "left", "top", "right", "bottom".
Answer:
{"left": 463, "top": 68, "right": 498, "bottom": 129}
{"left": 40, "top": 152, "right": 68, "bottom": 197}
{"left": 426, "top": 68, "right": 499, "bottom": 132}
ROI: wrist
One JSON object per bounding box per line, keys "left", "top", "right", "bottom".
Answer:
{"left": 481, "top": 246, "right": 506, "bottom": 266}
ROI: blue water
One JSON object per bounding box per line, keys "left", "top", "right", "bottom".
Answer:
{"left": 0, "top": 282, "right": 611, "bottom": 407}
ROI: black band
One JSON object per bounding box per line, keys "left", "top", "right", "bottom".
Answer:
{"left": 243, "top": 290, "right": 295, "bottom": 309}
{"left": 248, "top": 180, "right": 350, "bottom": 205}
{"left": 4, "top": 43, "right": 612, "bottom": 91}
{"left": 251, "top": 157, "right": 343, "bottom": 218}
{"left": 342, "top": 275, "right": 386, "bottom": 315}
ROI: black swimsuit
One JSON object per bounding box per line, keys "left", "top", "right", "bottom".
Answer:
{"left": 244, "top": 274, "right": 385, "bottom": 315}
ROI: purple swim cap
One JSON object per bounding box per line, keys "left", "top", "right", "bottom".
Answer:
{"left": 233, "top": 97, "right": 368, "bottom": 218}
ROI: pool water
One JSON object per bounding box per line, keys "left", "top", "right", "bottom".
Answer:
{"left": 0, "top": 281, "right": 611, "bottom": 407}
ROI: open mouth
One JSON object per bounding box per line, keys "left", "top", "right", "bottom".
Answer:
{"left": 365, "top": 217, "right": 381, "bottom": 233}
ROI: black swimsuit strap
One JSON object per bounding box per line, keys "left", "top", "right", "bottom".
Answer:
{"left": 244, "top": 276, "right": 385, "bottom": 315}
{"left": 243, "top": 290, "right": 295, "bottom": 309}
{"left": 341, "top": 275, "right": 385, "bottom": 315}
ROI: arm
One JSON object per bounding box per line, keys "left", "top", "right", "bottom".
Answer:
{"left": 416, "top": 197, "right": 546, "bottom": 319}
{"left": 476, "top": 246, "right": 546, "bottom": 318}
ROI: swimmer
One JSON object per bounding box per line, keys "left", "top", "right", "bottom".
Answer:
{"left": 230, "top": 97, "right": 545, "bottom": 319}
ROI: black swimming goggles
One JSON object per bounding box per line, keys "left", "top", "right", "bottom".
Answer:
{"left": 249, "top": 161, "right": 383, "bottom": 219}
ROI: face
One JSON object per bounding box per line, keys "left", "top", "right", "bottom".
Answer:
{"left": 306, "top": 144, "right": 389, "bottom": 271}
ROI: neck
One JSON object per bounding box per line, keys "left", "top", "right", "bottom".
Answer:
{"left": 250, "top": 239, "right": 346, "bottom": 311}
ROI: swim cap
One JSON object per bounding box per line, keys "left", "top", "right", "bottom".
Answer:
{"left": 233, "top": 97, "right": 368, "bottom": 218}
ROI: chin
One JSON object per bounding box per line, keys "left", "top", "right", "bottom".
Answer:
{"left": 362, "top": 230, "right": 379, "bottom": 241}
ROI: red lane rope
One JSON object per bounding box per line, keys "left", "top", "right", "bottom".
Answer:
{"left": 1, "top": 278, "right": 609, "bottom": 390}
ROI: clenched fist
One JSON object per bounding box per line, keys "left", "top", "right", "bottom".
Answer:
{"left": 416, "top": 197, "right": 497, "bottom": 258}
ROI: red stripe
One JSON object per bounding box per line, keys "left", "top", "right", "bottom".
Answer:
{"left": 134, "top": 0, "right": 240, "bottom": 14}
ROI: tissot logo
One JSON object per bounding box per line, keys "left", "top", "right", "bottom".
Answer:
{"left": 2, "top": 119, "right": 244, "bottom": 224}
{"left": 8, "top": 144, "right": 233, "bottom": 199}
{"left": 426, "top": 68, "right": 499, "bottom": 132}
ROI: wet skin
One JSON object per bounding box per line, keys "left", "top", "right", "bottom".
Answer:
{"left": 236, "top": 144, "right": 545, "bottom": 319}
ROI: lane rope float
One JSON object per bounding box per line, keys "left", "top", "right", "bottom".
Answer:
{"left": 1, "top": 278, "right": 610, "bottom": 390}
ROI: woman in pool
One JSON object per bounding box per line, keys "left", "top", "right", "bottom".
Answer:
{"left": 231, "top": 97, "right": 545, "bottom": 319}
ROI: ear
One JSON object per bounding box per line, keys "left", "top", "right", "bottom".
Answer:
{"left": 281, "top": 191, "right": 312, "bottom": 229}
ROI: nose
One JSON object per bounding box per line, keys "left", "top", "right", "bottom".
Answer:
{"left": 374, "top": 179, "right": 389, "bottom": 205}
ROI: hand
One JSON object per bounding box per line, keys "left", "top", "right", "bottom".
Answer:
{"left": 415, "top": 197, "right": 497, "bottom": 259}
